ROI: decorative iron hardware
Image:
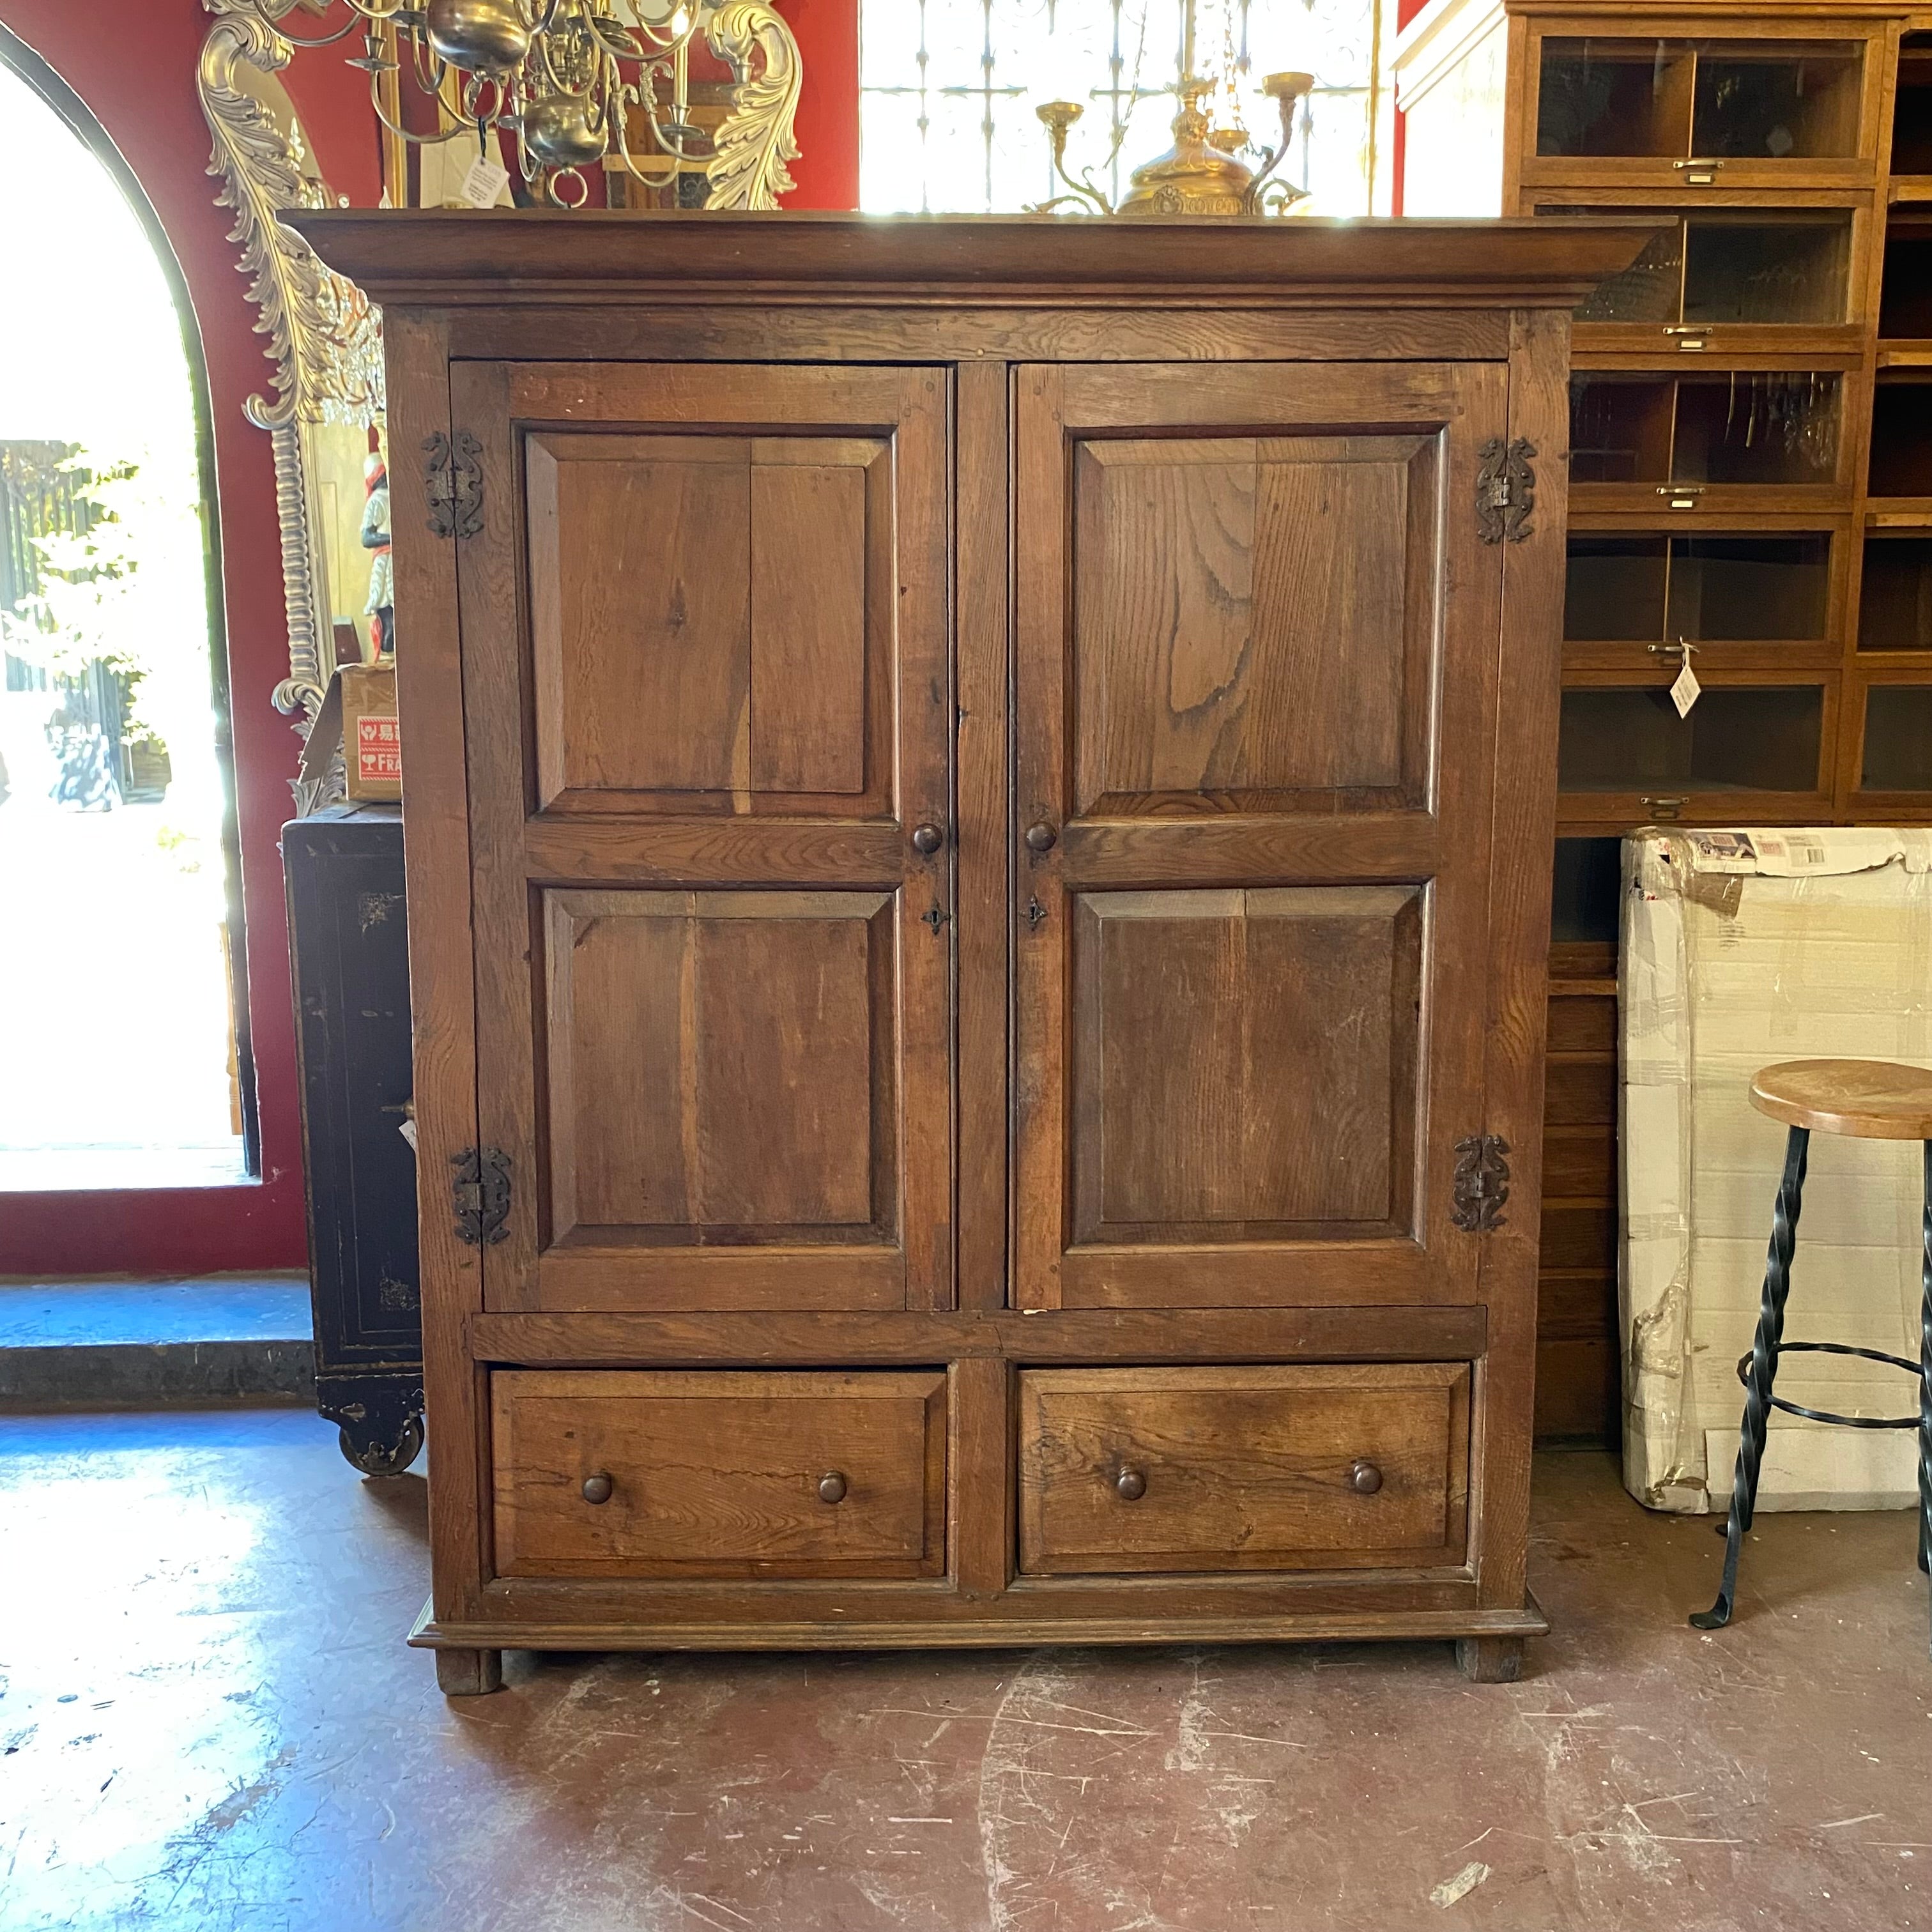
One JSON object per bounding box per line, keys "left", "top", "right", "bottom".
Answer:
{"left": 1025, "top": 896, "right": 1048, "bottom": 931}
{"left": 1451, "top": 1133, "right": 1511, "bottom": 1233}
{"left": 451, "top": 1146, "right": 512, "bottom": 1245}
{"left": 1475, "top": 436, "right": 1537, "bottom": 545}
{"left": 424, "top": 429, "right": 484, "bottom": 540}
{"left": 921, "top": 903, "right": 951, "bottom": 935}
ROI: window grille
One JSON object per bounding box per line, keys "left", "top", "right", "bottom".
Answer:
{"left": 859, "top": 1, "right": 1385, "bottom": 217}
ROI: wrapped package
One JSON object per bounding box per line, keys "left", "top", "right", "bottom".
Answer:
{"left": 1621, "top": 829, "right": 1932, "bottom": 1513}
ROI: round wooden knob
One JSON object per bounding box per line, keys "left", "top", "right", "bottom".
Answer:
{"left": 1114, "top": 1466, "right": 1147, "bottom": 1501}
{"left": 911, "top": 823, "right": 944, "bottom": 855}
{"left": 1024, "top": 822, "right": 1057, "bottom": 854}
{"left": 817, "top": 1470, "right": 848, "bottom": 1505}
{"left": 1349, "top": 1459, "right": 1383, "bottom": 1496}
{"left": 581, "top": 1471, "right": 614, "bottom": 1505}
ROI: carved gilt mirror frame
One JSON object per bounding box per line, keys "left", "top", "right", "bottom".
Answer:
{"left": 199, "top": 0, "right": 385, "bottom": 815}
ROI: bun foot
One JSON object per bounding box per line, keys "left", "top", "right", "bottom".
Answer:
{"left": 1455, "top": 1635, "right": 1525, "bottom": 1683}
{"left": 434, "top": 1646, "right": 503, "bottom": 1696}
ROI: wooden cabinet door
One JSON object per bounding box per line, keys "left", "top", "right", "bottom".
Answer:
{"left": 452, "top": 363, "right": 952, "bottom": 1314}
{"left": 1013, "top": 362, "right": 1509, "bottom": 1310}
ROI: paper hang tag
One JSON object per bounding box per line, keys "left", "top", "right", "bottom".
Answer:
{"left": 1669, "top": 657, "right": 1702, "bottom": 718}
{"left": 460, "top": 153, "right": 511, "bottom": 209}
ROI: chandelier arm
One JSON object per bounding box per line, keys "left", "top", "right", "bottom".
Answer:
{"left": 240, "top": 0, "right": 396, "bottom": 51}
{"left": 367, "top": 81, "right": 480, "bottom": 145}
{"left": 1046, "top": 126, "right": 1112, "bottom": 215}
{"left": 606, "top": 79, "right": 680, "bottom": 185}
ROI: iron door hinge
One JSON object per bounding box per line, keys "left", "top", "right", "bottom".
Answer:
{"left": 1451, "top": 1133, "right": 1511, "bottom": 1233}
{"left": 452, "top": 1146, "right": 512, "bottom": 1245}
{"left": 1475, "top": 437, "right": 1537, "bottom": 546}
{"left": 424, "top": 429, "right": 484, "bottom": 540}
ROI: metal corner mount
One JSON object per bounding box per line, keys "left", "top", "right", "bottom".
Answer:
{"left": 1451, "top": 1133, "right": 1511, "bottom": 1233}
{"left": 452, "top": 1146, "right": 512, "bottom": 1246}
{"left": 1475, "top": 436, "right": 1537, "bottom": 546}
{"left": 198, "top": 0, "right": 385, "bottom": 745}
{"left": 424, "top": 431, "right": 484, "bottom": 540}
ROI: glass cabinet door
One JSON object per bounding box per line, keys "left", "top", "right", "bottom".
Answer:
{"left": 1557, "top": 682, "right": 1828, "bottom": 818}
{"left": 1860, "top": 537, "right": 1932, "bottom": 648}
{"left": 1858, "top": 684, "right": 1932, "bottom": 792}
{"left": 1565, "top": 532, "right": 1834, "bottom": 645}
{"left": 1569, "top": 371, "right": 1843, "bottom": 501}
{"left": 1549, "top": 206, "right": 1858, "bottom": 335}
{"left": 1533, "top": 36, "right": 1869, "bottom": 181}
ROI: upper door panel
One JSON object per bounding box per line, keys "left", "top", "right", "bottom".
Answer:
{"left": 525, "top": 425, "right": 897, "bottom": 816}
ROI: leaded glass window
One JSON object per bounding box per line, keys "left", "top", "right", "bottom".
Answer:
{"left": 859, "top": 1, "right": 1386, "bottom": 217}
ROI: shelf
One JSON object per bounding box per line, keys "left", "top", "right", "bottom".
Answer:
{"left": 1889, "top": 177, "right": 1932, "bottom": 204}
{"left": 1876, "top": 341, "right": 1932, "bottom": 367}
{"left": 1865, "top": 499, "right": 1932, "bottom": 529}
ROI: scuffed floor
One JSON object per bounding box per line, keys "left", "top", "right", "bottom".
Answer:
{"left": 1, "top": 1409, "right": 1928, "bottom": 1932}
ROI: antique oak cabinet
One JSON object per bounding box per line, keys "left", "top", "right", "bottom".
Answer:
{"left": 293, "top": 210, "right": 1651, "bottom": 1693}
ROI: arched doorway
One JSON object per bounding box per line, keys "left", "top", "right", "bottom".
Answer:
{"left": 0, "top": 33, "right": 255, "bottom": 1189}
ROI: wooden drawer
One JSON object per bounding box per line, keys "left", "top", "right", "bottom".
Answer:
{"left": 1016, "top": 1365, "right": 1469, "bottom": 1577}
{"left": 491, "top": 1370, "right": 947, "bottom": 1580}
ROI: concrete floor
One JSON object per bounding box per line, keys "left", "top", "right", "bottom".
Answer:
{"left": 1, "top": 1410, "right": 1928, "bottom": 1932}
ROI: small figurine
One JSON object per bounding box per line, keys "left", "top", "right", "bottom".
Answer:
{"left": 361, "top": 448, "right": 393, "bottom": 658}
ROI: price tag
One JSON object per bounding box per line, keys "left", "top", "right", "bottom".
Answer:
{"left": 1669, "top": 652, "right": 1701, "bottom": 719}
{"left": 460, "top": 152, "right": 510, "bottom": 208}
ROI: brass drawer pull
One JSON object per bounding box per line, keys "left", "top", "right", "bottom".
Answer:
{"left": 1114, "top": 1466, "right": 1147, "bottom": 1501}
{"left": 581, "top": 1471, "right": 614, "bottom": 1505}
{"left": 911, "top": 822, "right": 944, "bottom": 855}
{"left": 817, "top": 1469, "right": 849, "bottom": 1505}
{"left": 1025, "top": 822, "right": 1057, "bottom": 854}
{"left": 1349, "top": 1459, "right": 1384, "bottom": 1495}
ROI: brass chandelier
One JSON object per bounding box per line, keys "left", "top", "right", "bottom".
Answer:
{"left": 1032, "top": 0, "right": 1312, "bottom": 218}
{"left": 250, "top": 0, "right": 803, "bottom": 208}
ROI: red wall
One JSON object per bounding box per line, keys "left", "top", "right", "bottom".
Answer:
{"left": 1390, "top": 0, "right": 1430, "bottom": 215}
{"left": 0, "top": 2, "right": 859, "bottom": 1279}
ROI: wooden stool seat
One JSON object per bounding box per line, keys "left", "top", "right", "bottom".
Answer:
{"left": 1750, "top": 1059, "right": 1932, "bottom": 1142}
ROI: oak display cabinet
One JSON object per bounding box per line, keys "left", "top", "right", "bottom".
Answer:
{"left": 293, "top": 208, "right": 1651, "bottom": 1692}
{"left": 1395, "top": 0, "right": 1932, "bottom": 1441}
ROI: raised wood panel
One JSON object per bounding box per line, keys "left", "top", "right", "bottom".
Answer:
{"left": 491, "top": 1370, "right": 947, "bottom": 1579}
{"left": 544, "top": 889, "right": 891, "bottom": 1245}
{"left": 1016, "top": 1365, "right": 1470, "bottom": 1575}
{"left": 528, "top": 433, "right": 882, "bottom": 809}
{"left": 1072, "top": 434, "right": 1434, "bottom": 814}
{"left": 1072, "top": 886, "right": 1420, "bottom": 1238}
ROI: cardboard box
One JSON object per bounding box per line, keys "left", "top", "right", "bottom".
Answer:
{"left": 1621, "top": 829, "right": 1932, "bottom": 1514}
{"left": 298, "top": 661, "right": 399, "bottom": 805}
{"left": 341, "top": 663, "right": 399, "bottom": 801}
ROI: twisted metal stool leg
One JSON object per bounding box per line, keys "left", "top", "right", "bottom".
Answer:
{"left": 1692, "top": 1125, "right": 1809, "bottom": 1631}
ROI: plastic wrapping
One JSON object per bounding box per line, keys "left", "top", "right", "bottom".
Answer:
{"left": 1620, "top": 829, "right": 1932, "bottom": 1513}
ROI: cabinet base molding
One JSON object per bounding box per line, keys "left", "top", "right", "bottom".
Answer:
{"left": 408, "top": 1595, "right": 1548, "bottom": 1657}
